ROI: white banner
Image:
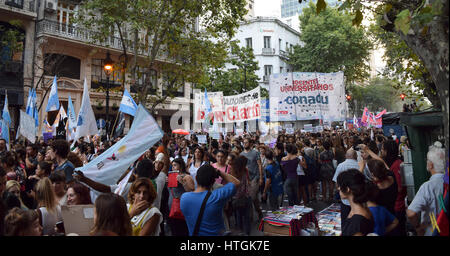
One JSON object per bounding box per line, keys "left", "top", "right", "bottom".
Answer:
{"left": 223, "top": 86, "right": 261, "bottom": 123}
{"left": 194, "top": 87, "right": 261, "bottom": 124}
{"left": 19, "top": 110, "right": 36, "bottom": 143}
{"left": 194, "top": 91, "right": 224, "bottom": 123}
{"left": 269, "top": 72, "right": 346, "bottom": 122}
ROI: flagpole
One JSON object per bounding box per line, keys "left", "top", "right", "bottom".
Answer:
{"left": 110, "top": 111, "right": 121, "bottom": 139}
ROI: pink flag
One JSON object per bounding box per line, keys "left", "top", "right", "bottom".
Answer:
{"left": 375, "top": 109, "right": 386, "bottom": 119}
{"left": 361, "top": 107, "right": 369, "bottom": 123}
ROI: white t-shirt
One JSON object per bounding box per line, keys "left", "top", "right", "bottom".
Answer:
{"left": 40, "top": 205, "right": 63, "bottom": 236}
{"left": 127, "top": 204, "right": 162, "bottom": 236}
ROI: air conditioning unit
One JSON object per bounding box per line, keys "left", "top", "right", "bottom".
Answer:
{"left": 45, "top": 0, "right": 57, "bottom": 12}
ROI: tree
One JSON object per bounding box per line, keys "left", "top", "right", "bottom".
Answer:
{"left": 347, "top": 77, "right": 407, "bottom": 116}
{"left": 288, "top": 2, "right": 374, "bottom": 84}
{"left": 370, "top": 17, "right": 441, "bottom": 108}
{"left": 76, "top": 0, "right": 247, "bottom": 113}
{"left": 198, "top": 40, "right": 260, "bottom": 96}
{"left": 308, "top": 0, "right": 449, "bottom": 185}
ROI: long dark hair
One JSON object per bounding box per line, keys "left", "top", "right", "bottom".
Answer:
{"left": 382, "top": 140, "right": 400, "bottom": 168}
{"left": 68, "top": 182, "right": 92, "bottom": 205}
{"left": 367, "top": 159, "right": 390, "bottom": 181}
{"left": 172, "top": 157, "right": 188, "bottom": 174}
{"left": 230, "top": 155, "right": 248, "bottom": 179}
{"left": 336, "top": 169, "right": 369, "bottom": 204}
{"left": 91, "top": 193, "right": 132, "bottom": 236}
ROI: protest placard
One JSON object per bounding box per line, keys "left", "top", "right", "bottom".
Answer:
{"left": 19, "top": 110, "right": 36, "bottom": 143}
{"left": 197, "top": 135, "right": 207, "bottom": 144}
{"left": 61, "top": 204, "right": 95, "bottom": 236}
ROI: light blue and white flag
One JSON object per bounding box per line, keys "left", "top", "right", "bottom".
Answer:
{"left": 67, "top": 94, "right": 77, "bottom": 130}
{"left": 2, "top": 92, "right": 11, "bottom": 125}
{"left": 25, "top": 88, "right": 39, "bottom": 128}
{"left": 46, "top": 76, "right": 60, "bottom": 112}
{"left": 74, "top": 78, "right": 98, "bottom": 141}
{"left": 76, "top": 104, "right": 163, "bottom": 186}
{"left": 119, "top": 89, "right": 138, "bottom": 116}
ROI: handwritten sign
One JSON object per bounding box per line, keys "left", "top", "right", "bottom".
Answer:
{"left": 19, "top": 110, "right": 36, "bottom": 143}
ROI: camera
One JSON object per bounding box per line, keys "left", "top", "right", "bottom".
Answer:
{"left": 353, "top": 146, "right": 361, "bottom": 151}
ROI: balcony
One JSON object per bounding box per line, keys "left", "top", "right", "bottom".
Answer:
{"left": 262, "top": 48, "right": 275, "bottom": 55}
{"left": 0, "top": 60, "right": 24, "bottom": 90}
{"left": 36, "top": 19, "right": 168, "bottom": 60}
{"left": 1, "top": 0, "right": 36, "bottom": 17}
{"left": 262, "top": 75, "right": 269, "bottom": 83}
{"left": 279, "top": 49, "right": 289, "bottom": 60}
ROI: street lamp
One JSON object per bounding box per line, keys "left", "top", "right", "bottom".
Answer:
{"left": 103, "top": 51, "right": 114, "bottom": 138}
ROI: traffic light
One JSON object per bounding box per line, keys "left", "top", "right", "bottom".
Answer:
{"left": 346, "top": 94, "right": 352, "bottom": 101}
{"left": 400, "top": 93, "right": 406, "bottom": 101}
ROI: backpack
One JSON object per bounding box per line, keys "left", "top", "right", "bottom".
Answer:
{"left": 304, "top": 154, "right": 316, "bottom": 175}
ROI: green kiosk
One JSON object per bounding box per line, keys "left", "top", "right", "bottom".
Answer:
{"left": 383, "top": 110, "right": 444, "bottom": 200}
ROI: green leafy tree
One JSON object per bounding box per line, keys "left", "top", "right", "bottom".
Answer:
{"left": 288, "top": 2, "right": 374, "bottom": 84}
{"left": 347, "top": 77, "right": 406, "bottom": 116}
{"left": 76, "top": 0, "right": 247, "bottom": 113}
{"left": 305, "top": 0, "right": 449, "bottom": 185}
{"left": 370, "top": 20, "right": 440, "bottom": 108}
{"left": 198, "top": 40, "right": 260, "bottom": 96}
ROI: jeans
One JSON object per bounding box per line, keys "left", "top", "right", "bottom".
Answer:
{"left": 234, "top": 203, "right": 251, "bottom": 235}
{"left": 268, "top": 193, "right": 281, "bottom": 211}
{"left": 284, "top": 177, "right": 299, "bottom": 206}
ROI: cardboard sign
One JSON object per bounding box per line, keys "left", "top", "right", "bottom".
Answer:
{"left": 19, "top": 110, "right": 36, "bottom": 143}
{"left": 316, "top": 125, "right": 324, "bottom": 132}
{"left": 197, "top": 135, "right": 207, "bottom": 144}
{"left": 210, "top": 132, "right": 220, "bottom": 140}
{"left": 286, "top": 127, "right": 294, "bottom": 134}
{"left": 61, "top": 204, "right": 95, "bottom": 236}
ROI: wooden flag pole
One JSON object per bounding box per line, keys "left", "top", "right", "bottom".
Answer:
{"left": 110, "top": 111, "right": 120, "bottom": 139}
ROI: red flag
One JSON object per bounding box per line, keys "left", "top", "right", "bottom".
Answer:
{"left": 361, "top": 107, "right": 369, "bottom": 123}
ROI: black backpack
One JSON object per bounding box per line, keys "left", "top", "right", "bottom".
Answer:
{"left": 304, "top": 154, "right": 316, "bottom": 175}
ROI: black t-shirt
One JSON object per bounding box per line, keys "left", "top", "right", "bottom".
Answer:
{"left": 342, "top": 214, "right": 374, "bottom": 236}
{"left": 375, "top": 172, "right": 398, "bottom": 215}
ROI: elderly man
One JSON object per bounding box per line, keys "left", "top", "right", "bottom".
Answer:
{"left": 333, "top": 148, "right": 360, "bottom": 223}
{"left": 407, "top": 142, "right": 445, "bottom": 236}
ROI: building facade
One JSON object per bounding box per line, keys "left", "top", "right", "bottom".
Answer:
{"left": 1, "top": 0, "right": 191, "bottom": 138}
{"left": 225, "top": 16, "right": 301, "bottom": 91}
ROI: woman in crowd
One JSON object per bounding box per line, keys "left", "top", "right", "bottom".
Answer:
{"left": 49, "top": 172, "right": 67, "bottom": 206}
{"left": 1, "top": 152, "right": 27, "bottom": 187}
{"left": 230, "top": 155, "right": 251, "bottom": 235}
{"left": 28, "top": 161, "right": 52, "bottom": 181}
{"left": 180, "top": 164, "right": 240, "bottom": 236}
{"left": 332, "top": 135, "right": 346, "bottom": 165}
{"left": 34, "top": 177, "right": 62, "bottom": 236}
{"left": 366, "top": 181, "right": 399, "bottom": 236}
{"left": 127, "top": 177, "right": 162, "bottom": 236}
{"left": 280, "top": 144, "right": 300, "bottom": 206}
{"left": 66, "top": 182, "right": 92, "bottom": 205}
{"left": 5, "top": 180, "right": 28, "bottom": 210}
{"left": 91, "top": 193, "right": 132, "bottom": 236}
{"left": 4, "top": 207, "right": 42, "bottom": 236}
{"left": 296, "top": 145, "right": 308, "bottom": 205}
{"left": 263, "top": 150, "right": 284, "bottom": 211}
{"left": 367, "top": 159, "right": 398, "bottom": 217}
{"left": 336, "top": 168, "right": 374, "bottom": 236}
{"left": 212, "top": 150, "right": 230, "bottom": 185}
{"left": 37, "top": 149, "right": 46, "bottom": 163}
{"left": 168, "top": 157, "right": 194, "bottom": 236}
{"left": 187, "top": 147, "right": 207, "bottom": 187}
{"left": 381, "top": 139, "right": 407, "bottom": 236}
{"left": 319, "top": 140, "right": 336, "bottom": 202}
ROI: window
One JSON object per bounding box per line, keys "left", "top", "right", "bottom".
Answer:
{"left": 57, "top": 2, "right": 78, "bottom": 34}
{"left": 279, "top": 39, "right": 282, "bottom": 50}
{"left": 264, "top": 36, "right": 271, "bottom": 48}
{"left": 245, "top": 38, "right": 252, "bottom": 49}
{"left": 264, "top": 65, "right": 273, "bottom": 76}
{"left": 290, "top": 44, "right": 293, "bottom": 52}
{"left": 162, "top": 73, "right": 185, "bottom": 97}
{"left": 132, "top": 68, "right": 157, "bottom": 94}
{"left": 286, "top": 42, "right": 289, "bottom": 51}
{"left": 280, "top": 67, "right": 283, "bottom": 73}
{"left": 44, "top": 54, "right": 80, "bottom": 79}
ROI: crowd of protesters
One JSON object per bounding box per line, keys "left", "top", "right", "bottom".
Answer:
{"left": 0, "top": 125, "right": 446, "bottom": 236}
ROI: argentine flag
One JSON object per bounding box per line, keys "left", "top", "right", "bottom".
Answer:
{"left": 76, "top": 104, "right": 163, "bottom": 186}
{"left": 74, "top": 78, "right": 98, "bottom": 141}
{"left": 46, "top": 76, "right": 60, "bottom": 112}
{"left": 26, "top": 88, "right": 39, "bottom": 128}
{"left": 1, "top": 92, "right": 11, "bottom": 145}
{"left": 119, "top": 89, "right": 138, "bottom": 116}
{"left": 67, "top": 94, "right": 77, "bottom": 130}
